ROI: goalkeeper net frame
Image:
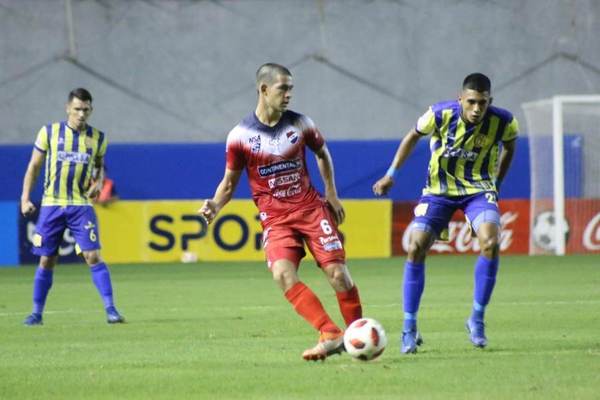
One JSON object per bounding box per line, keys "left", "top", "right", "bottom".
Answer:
{"left": 522, "top": 95, "right": 600, "bottom": 255}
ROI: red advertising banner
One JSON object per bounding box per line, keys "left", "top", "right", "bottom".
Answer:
{"left": 392, "top": 199, "right": 530, "bottom": 255}
{"left": 393, "top": 198, "right": 600, "bottom": 255}
{"left": 531, "top": 198, "right": 600, "bottom": 254}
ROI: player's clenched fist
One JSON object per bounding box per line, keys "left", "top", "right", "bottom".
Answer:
{"left": 21, "top": 199, "right": 36, "bottom": 217}
{"left": 198, "top": 199, "right": 218, "bottom": 224}
{"left": 372, "top": 175, "right": 394, "bottom": 196}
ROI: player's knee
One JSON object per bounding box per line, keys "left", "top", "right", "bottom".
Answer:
{"left": 325, "top": 264, "right": 353, "bottom": 291}
{"left": 331, "top": 267, "right": 348, "bottom": 287}
{"left": 39, "top": 256, "right": 57, "bottom": 269}
{"left": 83, "top": 251, "right": 101, "bottom": 266}
{"left": 271, "top": 263, "right": 298, "bottom": 291}
{"left": 407, "top": 239, "right": 428, "bottom": 261}
{"left": 271, "top": 268, "right": 284, "bottom": 284}
{"left": 479, "top": 235, "right": 499, "bottom": 257}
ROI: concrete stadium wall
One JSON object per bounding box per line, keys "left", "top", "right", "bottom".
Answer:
{"left": 1, "top": 0, "right": 599, "bottom": 143}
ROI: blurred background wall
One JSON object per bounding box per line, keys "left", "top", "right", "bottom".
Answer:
{"left": 1, "top": 0, "right": 600, "bottom": 143}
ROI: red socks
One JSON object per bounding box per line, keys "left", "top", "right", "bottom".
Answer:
{"left": 336, "top": 285, "right": 362, "bottom": 326}
{"left": 285, "top": 282, "right": 341, "bottom": 334}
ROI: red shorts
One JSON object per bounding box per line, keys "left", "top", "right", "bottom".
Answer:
{"left": 262, "top": 201, "right": 346, "bottom": 268}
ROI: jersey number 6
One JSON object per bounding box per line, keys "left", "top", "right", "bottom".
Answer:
{"left": 320, "top": 219, "right": 333, "bottom": 235}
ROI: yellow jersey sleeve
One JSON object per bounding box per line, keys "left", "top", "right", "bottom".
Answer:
{"left": 98, "top": 135, "right": 108, "bottom": 157}
{"left": 34, "top": 126, "right": 49, "bottom": 152}
{"left": 415, "top": 108, "right": 436, "bottom": 135}
{"left": 502, "top": 117, "right": 519, "bottom": 142}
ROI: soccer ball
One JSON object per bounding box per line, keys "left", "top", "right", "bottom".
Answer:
{"left": 532, "top": 211, "right": 570, "bottom": 251}
{"left": 343, "top": 318, "right": 387, "bottom": 361}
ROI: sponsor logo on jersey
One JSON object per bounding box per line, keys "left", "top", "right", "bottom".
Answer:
{"left": 268, "top": 172, "right": 301, "bottom": 188}
{"left": 286, "top": 130, "right": 299, "bottom": 144}
{"left": 442, "top": 147, "right": 478, "bottom": 161}
{"left": 268, "top": 135, "right": 280, "bottom": 147}
{"left": 258, "top": 159, "right": 302, "bottom": 177}
{"left": 319, "top": 235, "right": 341, "bottom": 244}
{"left": 320, "top": 235, "right": 343, "bottom": 251}
{"left": 57, "top": 151, "right": 91, "bottom": 164}
{"left": 272, "top": 183, "right": 302, "bottom": 199}
{"left": 249, "top": 135, "right": 261, "bottom": 153}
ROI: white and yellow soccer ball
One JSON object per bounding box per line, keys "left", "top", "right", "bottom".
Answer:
{"left": 343, "top": 318, "right": 387, "bottom": 361}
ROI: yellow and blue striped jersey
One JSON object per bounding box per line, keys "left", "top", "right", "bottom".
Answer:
{"left": 415, "top": 100, "right": 518, "bottom": 196}
{"left": 34, "top": 121, "right": 107, "bottom": 206}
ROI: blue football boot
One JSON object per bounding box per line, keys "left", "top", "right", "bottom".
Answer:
{"left": 466, "top": 318, "right": 487, "bottom": 348}
{"left": 23, "top": 313, "right": 43, "bottom": 326}
{"left": 401, "top": 330, "right": 423, "bottom": 354}
{"left": 106, "top": 306, "right": 125, "bottom": 324}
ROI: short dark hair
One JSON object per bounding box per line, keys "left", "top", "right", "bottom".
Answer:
{"left": 68, "top": 88, "right": 93, "bottom": 103}
{"left": 256, "top": 63, "right": 292, "bottom": 86}
{"left": 462, "top": 73, "right": 491, "bottom": 93}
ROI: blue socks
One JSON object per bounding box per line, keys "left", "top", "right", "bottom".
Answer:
{"left": 90, "top": 262, "right": 115, "bottom": 309}
{"left": 471, "top": 255, "right": 499, "bottom": 321}
{"left": 401, "top": 256, "right": 498, "bottom": 331}
{"left": 403, "top": 261, "right": 425, "bottom": 332}
{"left": 32, "top": 267, "right": 54, "bottom": 314}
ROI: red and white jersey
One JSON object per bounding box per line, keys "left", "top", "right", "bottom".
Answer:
{"left": 226, "top": 110, "right": 325, "bottom": 217}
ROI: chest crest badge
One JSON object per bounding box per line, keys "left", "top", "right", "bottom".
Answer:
{"left": 474, "top": 134, "right": 488, "bottom": 147}
{"left": 286, "top": 130, "right": 299, "bottom": 144}
{"left": 84, "top": 136, "right": 95, "bottom": 149}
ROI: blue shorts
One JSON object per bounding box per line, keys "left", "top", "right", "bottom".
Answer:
{"left": 411, "top": 192, "right": 500, "bottom": 239}
{"left": 32, "top": 206, "right": 101, "bottom": 256}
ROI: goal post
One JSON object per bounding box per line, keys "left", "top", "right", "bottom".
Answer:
{"left": 522, "top": 95, "right": 600, "bottom": 255}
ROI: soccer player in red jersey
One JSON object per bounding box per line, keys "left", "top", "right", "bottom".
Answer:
{"left": 199, "top": 63, "right": 362, "bottom": 361}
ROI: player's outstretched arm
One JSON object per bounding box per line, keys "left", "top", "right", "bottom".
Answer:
{"left": 20, "top": 148, "right": 45, "bottom": 216}
{"left": 372, "top": 128, "right": 422, "bottom": 197}
{"left": 495, "top": 139, "right": 516, "bottom": 193}
{"left": 199, "top": 168, "right": 242, "bottom": 224}
{"left": 314, "top": 144, "right": 345, "bottom": 225}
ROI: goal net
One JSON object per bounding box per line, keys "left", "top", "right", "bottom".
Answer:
{"left": 522, "top": 96, "right": 600, "bottom": 255}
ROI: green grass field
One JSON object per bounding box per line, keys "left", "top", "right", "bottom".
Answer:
{"left": 1, "top": 255, "right": 598, "bottom": 399}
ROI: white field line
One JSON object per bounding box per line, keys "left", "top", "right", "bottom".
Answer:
{"left": 363, "top": 300, "right": 600, "bottom": 308}
{"left": 0, "top": 309, "right": 89, "bottom": 317}
{"left": 2, "top": 299, "right": 599, "bottom": 318}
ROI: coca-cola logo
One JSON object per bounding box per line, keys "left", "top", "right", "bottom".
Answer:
{"left": 583, "top": 212, "right": 600, "bottom": 250}
{"left": 401, "top": 212, "right": 518, "bottom": 253}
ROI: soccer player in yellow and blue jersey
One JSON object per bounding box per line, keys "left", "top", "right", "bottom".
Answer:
{"left": 373, "top": 73, "right": 518, "bottom": 352}
{"left": 20, "top": 88, "right": 124, "bottom": 325}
